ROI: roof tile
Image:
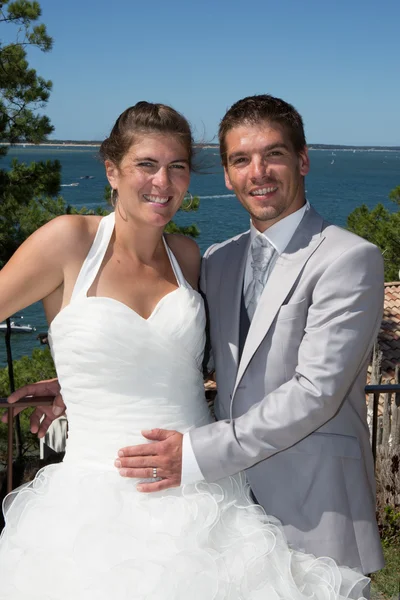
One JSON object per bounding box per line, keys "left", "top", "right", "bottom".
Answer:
{"left": 376, "top": 282, "right": 400, "bottom": 380}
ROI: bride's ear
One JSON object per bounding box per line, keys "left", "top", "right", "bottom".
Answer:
{"left": 105, "top": 160, "right": 119, "bottom": 189}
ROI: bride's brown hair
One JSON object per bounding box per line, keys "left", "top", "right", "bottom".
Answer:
{"left": 99, "top": 101, "right": 194, "bottom": 170}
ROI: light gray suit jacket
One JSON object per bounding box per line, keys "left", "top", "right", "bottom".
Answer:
{"left": 191, "top": 206, "right": 384, "bottom": 574}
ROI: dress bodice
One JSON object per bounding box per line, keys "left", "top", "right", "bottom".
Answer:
{"left": 47, "top": 213, "right": 211, "bottom": 469}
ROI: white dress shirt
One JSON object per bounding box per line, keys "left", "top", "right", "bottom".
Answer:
{"left": 181, "top": 201, "right": 310, "bottom": 485}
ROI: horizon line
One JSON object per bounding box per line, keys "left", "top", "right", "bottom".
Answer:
{"left": 2, "top": 141, "right": 400, "bottom": 151}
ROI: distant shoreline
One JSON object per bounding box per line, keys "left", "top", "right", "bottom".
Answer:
{"left": 2, "top": 142, "right": 400, "bottom": 151}
{"left": 2, "top": 142, "right": 101, "bottom": 148}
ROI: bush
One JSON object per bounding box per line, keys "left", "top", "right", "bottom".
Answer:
{"left": 347, "top": 184, "right": 400, "bottom": 282}
{"left": 0, "top": 346, "right": 56, "bottom": 397}
{"left": 379, "top": 505, "right": 400, "bottom": 548}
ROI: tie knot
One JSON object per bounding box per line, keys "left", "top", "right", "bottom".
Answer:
{"left": 251, "top": 235, "right": 274, "bottom": 267}
{"left": 245, "top": 235, "right": 275, "bottom": 319}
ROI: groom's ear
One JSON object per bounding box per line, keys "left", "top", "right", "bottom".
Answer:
{"left": 298, "top": 147, "right": 310, "bottom": 176}
{"left": 224, "top": 167, "right": 233, "bottom": 191}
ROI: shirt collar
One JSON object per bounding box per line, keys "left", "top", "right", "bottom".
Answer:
{"left": 250, "top": 200, "right": 310, "bottom": 255}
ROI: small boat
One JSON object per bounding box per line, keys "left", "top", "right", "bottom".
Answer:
{"left": 79, "top": 175, "right": 94, "bottom": 179}
{"left": 0, "top": 320, "right": 36, "bottom": 334}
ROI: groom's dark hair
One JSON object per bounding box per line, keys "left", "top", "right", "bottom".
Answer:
{"left": 218, "top": 94, "right": 306, "bottom": 166}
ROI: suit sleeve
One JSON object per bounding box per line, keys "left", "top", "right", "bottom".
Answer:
{"left": 190, "top": 242, "right": 384, "bottom": 482}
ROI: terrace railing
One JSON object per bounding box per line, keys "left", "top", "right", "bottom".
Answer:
{"left": 1, "top": 383, "right": 400, "bottom": 494}
{"left": 0, "top": 397, "right": 53, "bottom": 493}
{"left": 365, "top": 383, "right": 400, "bottom": 462}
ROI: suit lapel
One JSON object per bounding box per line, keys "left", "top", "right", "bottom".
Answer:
{"left": 218, "top": 232, "right": 249, "bottom": 381}
{"left": 233, "top": 207, "right": 325, "bottom": 395}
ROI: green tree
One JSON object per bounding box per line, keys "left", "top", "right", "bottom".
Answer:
{"left": 389, "top": 185, "right": 400, "bottom": 205}
{"left": 0, "top": 1, "right": 109, "bottom": 268}
{"left": 0, "top": 345, "right": 55, "bottom": 397}
{"left": 347, "top": 186, "right": 400, "bottom": 282}
{"left": 0, "top": 1, "right": 53, "bottom": 152}
{"left": 0, "top": 0, "right": 58, "bottom": 266}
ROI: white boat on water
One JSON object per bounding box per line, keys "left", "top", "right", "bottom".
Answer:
{"left": 0, "top": 320, "right": 36, "bottom": 334}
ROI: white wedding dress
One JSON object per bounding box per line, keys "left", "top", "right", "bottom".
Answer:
{"left": 0, "top": 213, "right": 369, "bottom": 599}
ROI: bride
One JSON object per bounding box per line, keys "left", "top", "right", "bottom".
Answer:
{"left": 0, "top": 101, "right": 369, "bottom": 599}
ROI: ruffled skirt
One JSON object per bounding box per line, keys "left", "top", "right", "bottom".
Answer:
{"left": 0, "top": 463, "right": 369, "bottom": 599}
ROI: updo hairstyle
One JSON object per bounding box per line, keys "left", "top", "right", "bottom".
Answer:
{"left": 99, "top": 101, "right": 194, "bottom": 170}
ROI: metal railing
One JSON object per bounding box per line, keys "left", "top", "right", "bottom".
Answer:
{"left": 365, "top": 383, "right": 400, "bottom": 464}
{"left": 1, "top": 383, "right": 400, "bottom": 494}
{"left": 0, "top": 397, "right": 53, "bottom": 493}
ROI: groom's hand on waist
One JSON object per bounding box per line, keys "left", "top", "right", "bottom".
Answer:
{"left": 115, "top": 429, "right": 183, "bottom": 493}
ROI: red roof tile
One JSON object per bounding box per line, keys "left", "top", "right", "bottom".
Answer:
{"left": 376, "top": 282, "right": 400, "bottom": 381}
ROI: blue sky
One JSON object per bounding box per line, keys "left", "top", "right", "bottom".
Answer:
{"left": 8, "top": 0, "right": 400, "bottom": 145}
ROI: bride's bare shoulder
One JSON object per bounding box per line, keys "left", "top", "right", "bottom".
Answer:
{"left": 0, "top": 215, "right": 107, "bottom": 323}
{"left": 36, "top": 214, "right": 103, "bottom": 259}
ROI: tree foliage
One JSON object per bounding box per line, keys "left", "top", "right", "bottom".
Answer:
{"left": 0, "top": 1, "right": 53, "bottom": 152}
{"left": 0, "top": 345, "right": 55, "bottom": 397}
{"left": 347, "top": 185, "right": 400, "bottom": 282}
{"left": 0, "top": 2, "right": 110, "bottom": 268}
{"left": 389, "top": 185, "right": 400, "bottom": 205}
{"left": 0, "top": 1, "right": 61, "bottom": 266}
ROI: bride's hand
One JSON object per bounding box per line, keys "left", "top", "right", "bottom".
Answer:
{"left": 1, "top": 378, "right": 66, "bottom": 438}
{"left": 116, "top": 429, "right": 183, "bottom": 493}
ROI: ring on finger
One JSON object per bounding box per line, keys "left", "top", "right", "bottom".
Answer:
{"left": 152, "top": 467, "right": 157, "bottom": 479}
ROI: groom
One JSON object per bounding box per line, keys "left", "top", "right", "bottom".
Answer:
{"left": 115, "top": 94, "right": 385, "bottom": 576}
{"left": 8, "top": 95, "right": 384, "bottom": 577}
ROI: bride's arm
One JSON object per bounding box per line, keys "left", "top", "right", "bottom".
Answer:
{"left": 0, "top": 215, "right": 95, "bottom": 430}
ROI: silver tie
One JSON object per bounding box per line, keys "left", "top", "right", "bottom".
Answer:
{"left": 244, "top": 235, "right": 275, "bottom": 320}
